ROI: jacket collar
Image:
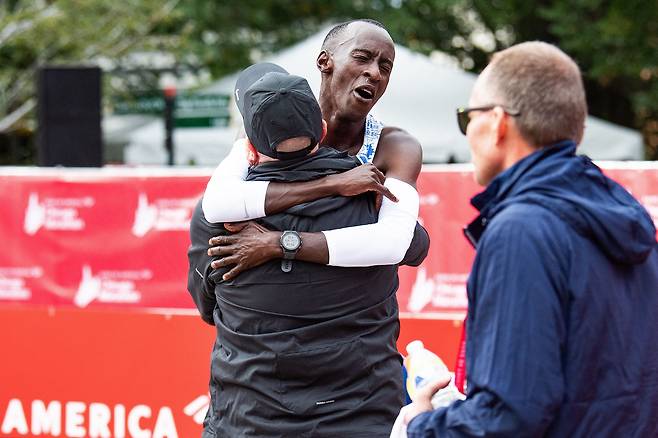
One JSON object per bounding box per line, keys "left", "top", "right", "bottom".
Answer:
{"left": 463, "top": 140, "right": 576, "bottom": 247}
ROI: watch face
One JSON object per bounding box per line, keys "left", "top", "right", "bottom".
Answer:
{"left": 281, "top": 232, "right": 301, "bottom": 251}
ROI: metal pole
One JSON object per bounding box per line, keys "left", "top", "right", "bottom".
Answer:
{"left": 163, "top": 85, "right": 176, "bottom": 166}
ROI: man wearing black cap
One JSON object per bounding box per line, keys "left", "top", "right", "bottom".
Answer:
{"left": 188, "top": 64, "right": 416, "bottom": 436}
{"left": 238, "top": 62, "right": 324, "bottom": 161}
{"left": 202, "top": 19, "right": 428, "bottom": 279}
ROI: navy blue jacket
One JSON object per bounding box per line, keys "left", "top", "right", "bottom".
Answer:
{"left": 408, "top": 141, "right": 658, "bottom": 437}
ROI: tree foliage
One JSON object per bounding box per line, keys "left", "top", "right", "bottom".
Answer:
{"left": 0, "top": 0, "right": 180, "bottom": 118}
{"left": 1, "top": 0, "right": 656, "bottom": 162}
{"left": 374, "top": 0, "right": 658, "bottom": 158}
{"left": 166, "top": 1, "right": 387, "bottom": 78}
{"left": 0, "top": 0, "right": 185, "bottom": 163}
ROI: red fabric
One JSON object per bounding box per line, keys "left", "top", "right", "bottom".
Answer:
{"left": 454, "top": 318, "right": 467, "bottom": 393}
{"left": 0, "top": 165, "right": 655, "bottom": 316}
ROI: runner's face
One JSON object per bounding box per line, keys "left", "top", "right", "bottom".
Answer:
{"left": 328, "top": 24, "right": 395, "bottom": 118}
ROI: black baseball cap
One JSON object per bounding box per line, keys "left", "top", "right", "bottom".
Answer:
{"left": 234, "top": 62, "right": 323, "bottom": 160}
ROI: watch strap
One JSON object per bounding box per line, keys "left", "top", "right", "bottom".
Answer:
{"left": 281, "top": 259, "right": 293, "bottom": 273}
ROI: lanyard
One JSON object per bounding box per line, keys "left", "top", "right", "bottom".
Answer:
{"left": 454, "top": 318, "right": 467, "bottom": 393}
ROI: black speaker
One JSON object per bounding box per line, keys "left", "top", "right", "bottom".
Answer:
{"left": 37, "top": 66, "right": 102, "bottom": 167}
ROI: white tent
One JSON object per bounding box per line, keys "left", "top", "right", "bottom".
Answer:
{"left": 124, "top": 29, "right": 644, "bottom": 165}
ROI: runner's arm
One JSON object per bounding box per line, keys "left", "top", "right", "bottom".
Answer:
{"left": 372, "top": 128, "right": 429, "bottom": 266}
{"left": 202, "top": 139, "right": 395, "bottom": 223}
{"left": 201, "top": 139, "right": 268, "bottom": 222}
{"left": 302, "top": 128, "right": 425, "bottom": 267}
{"left": 210, "top": 177, "right": 419, "bottom": 279}
{"left": 207, "top": 129, "right": 428, "bottom": 278}
{"left": 401, "top": 222, "right": 431, "bottom": 267}
{"left": 321, "top": 177, "right": 419, "bottom": 266}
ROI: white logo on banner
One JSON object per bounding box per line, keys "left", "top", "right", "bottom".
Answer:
{"left": 0, "top": 266, "right": 43, "bottom": 300}
{"left": 408, "top": 267, "right": 469, "bottom": 313}
{"left": 23, "top": 193, "right": 95, "bottom": 235}
{"left": 419, "top": 193, "right": 440, "bottom": 206}
{"left": 641, "top": 195, "right": 658, "bottom": 228}
{"left": 132, "top": 193, "right": 196, "bottom": 237}
{"left": 0, "top": 398, "right": 178, "bottom": 437}
{"left": 74, "top": 265, "right": 151, "bottom": 307}
{"left": 183, "top": 394, "right": 210, "bottom": 425}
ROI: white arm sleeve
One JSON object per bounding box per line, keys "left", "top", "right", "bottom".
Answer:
{"left": 321, "top": 177, "right": 420, "bottom": 267}
{"left": 201, "top": 138, "right": 269, "bottom": 223}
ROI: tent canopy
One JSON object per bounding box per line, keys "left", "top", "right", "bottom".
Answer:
{"left": 124, "top": 29, "right": 644, "bottom": 165}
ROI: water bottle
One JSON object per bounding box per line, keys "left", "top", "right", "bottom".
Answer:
{"left": 403, "top": 340, "right": 465, "bottom": 408}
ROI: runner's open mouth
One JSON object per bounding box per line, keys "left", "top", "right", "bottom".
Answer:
{"left": 354, "top": 86, "right": 375, "bottom": 100}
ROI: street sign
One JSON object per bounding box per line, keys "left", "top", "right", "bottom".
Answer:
{"left": 113, "top": 93, "right": 231, "bottom": 128}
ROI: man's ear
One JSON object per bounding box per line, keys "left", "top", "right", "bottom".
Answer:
{"left": 320, "top": 119, "right": 328, "bottom": 143}
{"left": 492, "top": 106, "right": 508, "bottom": 146}
{"left": 317, "top": 50, "right": 333, "bottom": 74}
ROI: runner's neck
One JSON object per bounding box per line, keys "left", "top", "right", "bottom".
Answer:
{"left": 321, "top": 116, "right": 367, "bottom": 155}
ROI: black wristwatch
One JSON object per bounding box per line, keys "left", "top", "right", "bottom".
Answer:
{"left": 280, "top": 230, "right": 302, "bottom": 260}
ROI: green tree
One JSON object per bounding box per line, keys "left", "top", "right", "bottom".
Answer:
{"left": 0, "top": 0, "right": 181, "bottom": 163}
{"left": 1, "top": 0, "right": 656, "bottom": 162}
{"left": 171, "top": 0, "right": 658, "bottom": 159}
{"left": 168, "top": 1, "right": 386, "bottom": 78}
{"left": 371, "top": 0, "right": 658, "bottom": 158}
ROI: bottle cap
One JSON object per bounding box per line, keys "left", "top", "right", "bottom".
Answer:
{"left": 406, "top": 340, "right": 425, "bottom": 355}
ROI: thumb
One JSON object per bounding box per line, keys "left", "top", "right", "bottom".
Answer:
{"left": 417, "top": 375, "right": 451, "bottom": 399}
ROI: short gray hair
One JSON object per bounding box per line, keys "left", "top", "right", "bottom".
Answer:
{"left": 484, "top": 41, "right": 587, "bottom": 147}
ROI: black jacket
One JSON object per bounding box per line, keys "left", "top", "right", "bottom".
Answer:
{"left": 187, "top": 148, "right": 429, "bottom": 437}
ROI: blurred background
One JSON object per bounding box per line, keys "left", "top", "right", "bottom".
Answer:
{"left": 1, "top": 0, "right": 657, "bottom": 166}
{"left": 1, "top": 2, "right": 657, "bottom": 437}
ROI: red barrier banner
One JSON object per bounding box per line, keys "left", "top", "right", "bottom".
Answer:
{"left": 2, "top": 164, "right": 657, "bottom": 438}
{"left": 0, "top": 307, "right": 214, "bottom": 438}
{"left": 1, "top": 168, "right": 207, "bottom": 310}
{"left": 397, "top": 167, "right": 478, "bottom": 319}
{"left": 2, "top": 164, "right": 658, "bottom": 317}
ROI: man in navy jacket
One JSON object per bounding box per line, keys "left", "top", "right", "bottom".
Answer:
{"left": 405, "top": 41, "right": 658, "bottom": 437}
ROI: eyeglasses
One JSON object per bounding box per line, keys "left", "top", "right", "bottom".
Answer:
{"left": 456, "top": 105, "right": 521, "bottom": 135}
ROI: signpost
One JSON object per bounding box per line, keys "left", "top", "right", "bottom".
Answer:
{"left": 114, "top": 90, "right": 231, "bottom": 165}
{"left": 163, "top": 86, "right": 176, "bottom": 166}
{"left": 113, "top": 93, "right": 231, "bottom": 128}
